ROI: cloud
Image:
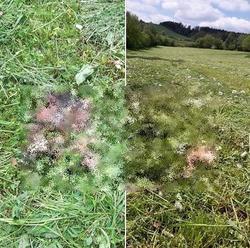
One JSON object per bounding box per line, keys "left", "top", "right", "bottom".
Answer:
{"left": 127, "top": 0, "right": 250, "bottom": 33}
{"left": 127, "top": 0, "right": 171, "bottom": 23}
{"left": 127, "top": 1, "right": 157, "bottom": 15}
{"left": 145, "top": 14, "right": 172, "bottom": 24}
{"left": 175, "top": 2, "right": 223, "bottom": 22}
{"left": 161, "top": 0, "right": 223, "bottom": 23}
{"left": 200, "top": 17, "right": 250, "bottom": 33}
{"left": 210, "top": 0, "right": 250, "bottom": 12}
{"left": 161, "top": 0, "right": 250, "bottom": 13}
{"left": 161, "top": 0, "right": 179, "bottom": 10}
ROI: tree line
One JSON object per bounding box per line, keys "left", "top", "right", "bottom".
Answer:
{"left": 127, "top": 12, "right": 174, "bottom": 49}
{"left": 127, "top": 12, "right": 250, "bottom": 51}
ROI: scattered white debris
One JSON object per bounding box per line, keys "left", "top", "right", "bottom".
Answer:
{"left": 186, "top": 98, "right": 205, "bottom": 108}
{"left": 176, "top": 193, "right": 182, "bottom": 201}
{"left": 176, "top": 143, "right": 189, "bottom": 155}
{"left": 216, "top": 145, "right": 222, "bottom": 151}
{"left": 174, "top": 201, "right": 183, "bottom": 211}
{"left": 75, "top": 24, "right": 83, "bottom": 30}
{"left": 132, "top": 101, "right": 140, "bottom": 113}
{"left": 126, "top": 116, "right": 135, "bottom": 124}
{"left": 218, "top": 91, "right": 223, "bottom": 96}
{"left": 27, "top": 133, "right": 48, "bottom": 158}
{"left": 113, "top": 60, "right": 122, "bottom": 69}
{"left": 232, "top": 90, "right": 237, "bottom": 94}
{"left": 236, "top": 163, "right": 242, "bottom": 169}
{"left": 241, "top": 151, "right": 248, "bottom": 158}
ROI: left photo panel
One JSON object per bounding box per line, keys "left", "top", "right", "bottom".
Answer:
{"left": 0, "top": 1, "right": 125, "bottom": 247}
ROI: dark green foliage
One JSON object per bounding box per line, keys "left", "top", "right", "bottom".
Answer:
{"left": 161, "top": 21, "right": 242, "bottom": 43}
{"left": 126, "top": 12, "right": 145, "bottom": 49}
{"left": 242, "top": 35, "right": 250, "bottom": 51}
{"left": 126, "top": 12, "right": 174, "bottom": 50}
{"left": 196, "top": 35, "right": 223, "bottom": 49}
{"left": 224, "top": 33, "right": 238, "bottom": 50}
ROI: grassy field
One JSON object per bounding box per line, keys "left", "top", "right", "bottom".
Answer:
{"left": 126, "top": 47, "right": 250, "bottom": 247}
{"left": 0, "top": 0, "right": 125, "bottom": 247}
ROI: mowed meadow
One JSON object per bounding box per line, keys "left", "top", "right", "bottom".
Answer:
{"left": 126, "top": 47, "right": 250, "bottom": 247}
{"left": 0, "top": 1, "right": 125, "bottom": 247}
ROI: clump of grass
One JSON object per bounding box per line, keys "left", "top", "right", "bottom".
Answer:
{"left": 126, "top": 47, "right": 250, "bottom": 247}
{"left": 0, "top": 0, "right": 125, "bottom": 247}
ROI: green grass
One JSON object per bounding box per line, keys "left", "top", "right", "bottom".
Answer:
{"left": 0, "top": 0, "right": 125, "bottom": 247}
{"left": 126, "top": 47, "right": 250, "bottom": 247}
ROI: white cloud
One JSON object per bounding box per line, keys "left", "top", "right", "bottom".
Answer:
{"left": 161, "top": 0, "right": 179, "bottom": 10}
{"left": 127, "top": 0, "right": 171, "bottom": 23}
{"left": 161, "top": 0, "right": 250, "bottom": 12}
{"left": 200, "top": 17, "right": 250, "bottom": 33}
{"left": 142, "top": 0, "right": 161, "bottom": 5}
{"left": 127, "top": 0, "right": 250, "bottom": 33}
{"left": 210, "top": 0, "right": 250, "bottom": 12}
{"left": 127, "top": 1, "right": 157, "bottom": 15}
{"left": 161, "top": 0, "right": 223, "bottom": 23}
{"left": 175, "top": 2, "right": 223, "bottom": 22}
{"left": 146, "top": 14, "right": 172, "bottom": 24}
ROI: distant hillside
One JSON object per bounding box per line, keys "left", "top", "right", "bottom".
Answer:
{"left": 142, "top": 21, "right": 194, "bottom": 47}
{"left": 148, "top": 23, "right": 190, "bottom": 41}
{"left": 160, "top": 21, "right": 244, "bottom": 41}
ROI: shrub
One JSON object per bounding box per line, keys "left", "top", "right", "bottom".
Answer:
{"left": 196, "top": 35, "right": 223, "bottom": 49}
{"left": 242, "top": 35, "right": 250, "bottom": 51}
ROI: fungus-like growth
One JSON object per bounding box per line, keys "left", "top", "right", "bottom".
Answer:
{"left": 25, "top": 92, "right": 98, "bottom": 172}
{"left": 183, "top": 145, "right": 216, "bottom": 178}
{"left": 27, "top": 133, "right": 49, "bottom": 159}
{"left": 81, "top": 150, "right": 99, "bottom": 171}
{"left": 36, "top": 93, "right": 91, "bottom": 132}
{"left": 71, "top": 136, "right": 98, "bottom": 170}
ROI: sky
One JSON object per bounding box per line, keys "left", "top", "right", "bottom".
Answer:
{"left": 127, "top": 0, "right": 250, "bottom": 33}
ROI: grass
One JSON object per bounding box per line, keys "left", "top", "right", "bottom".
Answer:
{"left": 126, "top": 47, "right": 250, "bottom": 247}
{"left": 0, "top": 0, "right": 125, "bottom": 247}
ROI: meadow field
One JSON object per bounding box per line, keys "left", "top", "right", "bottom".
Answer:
{"left": 0, "top": 1, "right": 125, "bottom": 247}
{"left": 126, "top": 47, "right": 250, "bottom": 247}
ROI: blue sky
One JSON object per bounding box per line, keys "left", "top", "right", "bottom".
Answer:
{"left": 127, "top": 0, "right": 250, "bottom": 33}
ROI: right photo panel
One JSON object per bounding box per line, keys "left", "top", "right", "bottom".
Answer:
{"left": 126, "top": 0, "right": 250, "bottom": 247}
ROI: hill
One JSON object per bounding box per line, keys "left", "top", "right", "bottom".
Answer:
{"left": 148, "top": 22, "right": 190, "bottom": 41}
{"left": 160, "top": 21, "right": 245, "bottom": 41}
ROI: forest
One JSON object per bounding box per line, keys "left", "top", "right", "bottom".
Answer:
{"left": 127, "top": 12, "right": 250, "bottom": 51}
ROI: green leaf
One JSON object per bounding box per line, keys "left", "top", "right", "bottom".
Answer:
{"left": 75, "top": 64, "right": 94, "bottom": 85}
{"left": 106, "top": 32, "right": 114, "bottom": 46}
{"left": 18, "top": 235, "right": 29, "bottom": 248}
